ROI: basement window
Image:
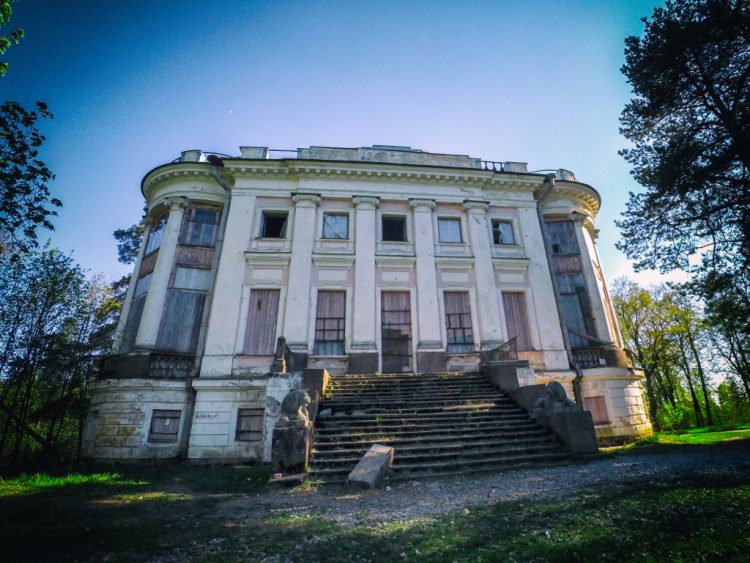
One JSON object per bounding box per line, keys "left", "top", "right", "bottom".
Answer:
{"left": 148, "top": 410, "right": 181, "bottom": 443}
{"left": 236, "top": 408, "right": 264, "bottom": 441}
{"left": 382, "top": 216, "right": 407, "bottom": 242}
{"left": 260, "top": 211, "right": 288, "bottom": 238}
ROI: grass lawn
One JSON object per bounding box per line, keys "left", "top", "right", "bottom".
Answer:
{"left": 602, "top": 423, "right": 750, "bottom": 453}
{"left": 1, "top": 435, "right": 748, "bottom": 562}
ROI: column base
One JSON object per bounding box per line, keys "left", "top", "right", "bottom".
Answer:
{"left": 348, "top": 352, "right": 379, "bottom": 374}
{"left": 416, "top": 350, "right": 447, "bottom": 373}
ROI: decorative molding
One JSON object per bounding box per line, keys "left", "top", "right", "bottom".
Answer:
{"left": 409, "top": 198, "right": 436, "bottom": 210}
{"left": 492, "top": 258, "right": 530, "bottom": 272}
{"left": 312, "top": 255, "right": 355, "bottom": 268}
{"left": 244, "top": 252, "right": 292, "bottom": 266}
{"left": 352, "top": 196, "right": 380, "bottom": 209}
{"left": 435, "top": 257, "right": 475, "bottom": 270}
{"left": 162, "top": 196, "right": 189, "bottom": 211}
{"left": 375, "top": 256, "right": 417, "bottom": 268}
{"left": 462, "top": 200, "right": 490, "bottom": 213}
{"left": 291, "top": 193, "right": 321, "bottom": 207}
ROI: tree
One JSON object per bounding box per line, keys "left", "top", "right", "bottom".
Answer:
{"left": 113, "top": 207, "right": 147, "bottom": 265}
{"left": 0, "top": 101, "right": 59, "bottom": 256}
{"left": 0, "top": 0, "right": 24, "bottom": 77}
{"left": 617, "top": 0, "right": 750, "bottom": 321}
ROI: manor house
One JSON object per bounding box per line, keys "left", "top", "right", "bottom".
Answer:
{"left": 83, "top": 145, "right": 651, "bottom": 463}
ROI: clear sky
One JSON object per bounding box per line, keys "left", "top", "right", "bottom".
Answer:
{"left": 3, "top": 0, "right": 678, "bottom": 284}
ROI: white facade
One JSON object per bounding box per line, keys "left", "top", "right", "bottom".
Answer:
{"left": 83, "top": 146, "right": 651, "bottom": 462}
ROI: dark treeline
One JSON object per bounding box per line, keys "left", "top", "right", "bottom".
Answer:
{"left": 0, "top": 248, "right": 120, "bottom": 470}
{"left": 612, "top": 278, "right": 750, "bottom": 430}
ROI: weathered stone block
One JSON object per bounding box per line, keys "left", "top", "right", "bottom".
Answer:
{"left": 482, "top": 360, "right": 533, "bottom": 392}
{"left": 271, "top": 424, "right": 312, "bottom": 474}
{"left": 536, "top": 411, "right": 599, "bottom": 454}
{"left": 347, "top": 444, "right": 394, "bottom": 488}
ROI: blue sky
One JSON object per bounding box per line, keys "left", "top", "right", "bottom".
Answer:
{"left": 3, "top": 0, "right": 677, "bottom": 284}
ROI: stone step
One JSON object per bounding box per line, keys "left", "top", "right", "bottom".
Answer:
{"left": 318, "top": 404, "right": 526, "bottom": 418}
{"left": 317, "top": 417, "right": 536, "bottom": 434}
{"left": 315, "top": 422, "right": 544, "bottom": 441}
{"left": 313, "top": 434, "right": 557, "bottom": 457}
{"left": 327, "top": 386, "right": 503, "bottom": 397}
{"left": 322, "top": 395, "right": 512, "bottom": 409}
{"left": 329, "top": 378, "right": 487, "bottom": 389}
{"left": 316, "top": 409, "right": 530, "bottom": 428}
{"left": 311, "top": 450, "right": 570, "bottom": 479}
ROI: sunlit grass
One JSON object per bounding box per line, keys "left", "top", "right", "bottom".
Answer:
{"left": 0, "top": 472, "right": 145, "bottom": 497}
{"left": 90, "top": 491, "right": 191, "bottom": 505}
{"left": 602, "top": 422, "right": 750, "bottom": 453}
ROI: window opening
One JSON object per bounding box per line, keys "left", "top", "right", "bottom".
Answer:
{"left": 314, "top": 291, "right": 346, "bottom": 355}
{"left": 322, "top": 213, "right": 349, "bottom": 239}
{"left": 148, "top": 410, "right": 181, "bottom": 443}
{"left": 185, "top": 208, "right": 218, "bottom": 246}
{"left": 381, "top": 292, "right": 412, "bottom": 372}
{"left": 492, "top": 220, "right": 515, "bottom": 245}
{"left": 145, "top": 214, "right": 167, "bottom": 254}
{"left": 260, "top": 212, "right": 288, "bottom": 238}
{"left": 382, "top": 216, "right": 407, "bottom": 242}
{"left": 444, "top": 292, "right": 474, "bottom": 353}
{"left": 438, "top": 218, "right": 462, "bottom": 243}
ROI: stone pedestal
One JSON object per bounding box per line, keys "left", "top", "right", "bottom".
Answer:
{"left": 271, "top": 422, "right": 312, "bottom": 474}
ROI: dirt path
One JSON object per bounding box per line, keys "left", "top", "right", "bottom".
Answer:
{"left": 217, "top": 441, "right": 750, "bottom": 526}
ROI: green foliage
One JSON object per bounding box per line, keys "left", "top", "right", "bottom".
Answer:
{"left": 0, "top": 0, "right": 24, "bottom": 77}
{"left": 0, "top": 472, "right": 140, "bottom": 496}
{"left": 113, "top": 206, "right": 147, "bottom": 265}
{"left": 0, "top": 100, "right": 58, "bottom": 257}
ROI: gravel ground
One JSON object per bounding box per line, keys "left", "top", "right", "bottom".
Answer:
{"left": 217, "top": 441, "right": 750, "bottom": 526}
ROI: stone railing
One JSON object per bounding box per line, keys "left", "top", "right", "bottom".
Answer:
{"left": 148, "top": 353, "right": 195, "bottom": 378}
{"left": 488, "top": 337, "right": 518, "bottom": 362}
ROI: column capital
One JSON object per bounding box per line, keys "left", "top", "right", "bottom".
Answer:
{"left": 462, "top": 200, "right": 490, "bottom": 214}
{"left": 409, "top": 198, "right": 436, "bottom": 211}
{"left": 161, "top": 196, "right": 189, "bottom": 211}
{"left": 291, "top": 193, "right": 321, "bottom": 207}
{"left": 352, "top": 196, "right": 379, "bottom": 209}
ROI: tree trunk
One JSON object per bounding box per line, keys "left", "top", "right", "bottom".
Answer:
{"left": 678, "top": 344, "right": 704, "bottom": 426}
{"left": 687, "top": 332, "right": 713, "bottom": 425}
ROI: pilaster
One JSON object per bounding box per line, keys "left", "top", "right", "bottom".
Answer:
{"left": 410, "top": 198, "right": 446, "bottom": 372}
{"left": 349, "top": 196, "right": 379, "bottom": 373}
{"left": 463, "top": 200, "right": 503, "bottom": 349}
{"left": 201, "top": 195, "right": 256, "bottom": 377}
{"left": 134, "top": 197, "right": 187, "bottom": 350}
{"left": 281, "top": 193, "right": 320, "bottom": 358}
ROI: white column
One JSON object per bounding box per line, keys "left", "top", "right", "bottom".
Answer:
{"left": 350, "top": 196, "right": 379, "bottom": 351}
{"left": 201, "top": 194, "right": 256, "bottom": 376}
{"left": 410, "top": 199, "right": 443, "bottom": 350}
{"left": 281, "top": 193, "right": 320, "bottom": 352}
{"left": 573, "top": 214, "right": 615, "bottom": 345}
{"left": 134, "top": 197, "right": 187, "bottom": 350}
{"left": 113, "top": 218, "right": 152, "bottom": 353}
{"left": 463, "top": 201, "right": 503, "bottom": 348}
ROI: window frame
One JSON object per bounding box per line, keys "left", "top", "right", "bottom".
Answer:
{"left": 437, "top": 217, "right": 463, "bottom": 243}
{"left": 183, "top": 206, "right": 220, "bottom": 247}
{"left": 235, "top": 408, "right": 265, "bottom": 441}
{"left": 321, "top": 212, "right": 350, "bottom": 240}
{"left": 492, "top": 219, "right": 516, "bottom": 245}
{"left": 381, "top": 215, "right": 408, "bottom": 242}
{"left": 148, "top": 409, "right": 181, "bottom": 443}
{"left": 443, "top": 291, "right": 475, "bottom": 353}
{"left": 259, "top": 210, "right": 289, "bottom": 239}
{"left": 144, "top": 214, "right": 168, "bottom": 255}
{"left": 313, "top": 290, "right": 346, "bottom": 356}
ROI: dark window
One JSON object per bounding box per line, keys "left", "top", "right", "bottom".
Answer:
{"left": 236, "top": 408, "right": 264, "bottom": 441}
{"left": 444, "top": 292, "right": 474, "bottom": 353}
{"left": 546, "top": 221, "right": 579, "bottom": 255}
{"left": 145, "top": 214, "right": 168, "bottom": 254}
{"left": 185, "top": 208, "right": 219, "bottom": 246}
{"left": 438, "top": 218, "right": 462, "bottom": 243}
{"left": 382, "top": 216, "right": 407, "bottom": 242}
{"left": 314, "top": 291, "right": 346, "bottom": 355}
{"left": 260, "top": 212, "right": 288, "bottom": 238}
{"left": 322, "top": 213, "right": 348, "bottom": 239}
{"left": 492, "top": 220, "right": 515, "bottom": 245}
{"left": 149, "top": 410, "right": 181, "bottom": 443}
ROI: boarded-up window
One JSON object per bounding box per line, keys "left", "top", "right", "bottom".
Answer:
{"left": 149, "top": 409, "right": 181, "bottom": 443}
{"left": 156, "top": 290, "right": 206, "bottom": 353}
{"left": 583, "top": 396, "right": 609, "bottom": 425}
{"left": 145, "top": 214, "right": 168, "bottom": 255}
{"left": 184, "top": 207, "right": 219, "bottom": 246}
{"left": 244, "top": 289, "right": 280, "bottom": 355}
{"left": 492, "top": 220, "right": 515, "bottom": 245}
{"left": 120, "top": 294, "right": 146, "bottom": 353}
{"left": 444, "top": 292, "right": 474, "bottom": 353}
{"left": 236, "top": 408, "right": 264, "bottom": 441}
{"left": 381, "top": 292, "right": 412, "bottom": 372}
{"left": 314, "top": 291, "right": 346, "bottom": 355}
{"left": 322, "top": 214, "right": 348, "bottom": 239}
{"left": 438, "top": 218, "right": 462, "bottom": 243}
{"left": 502, "top": 292, "right": 533, "bottom": 351}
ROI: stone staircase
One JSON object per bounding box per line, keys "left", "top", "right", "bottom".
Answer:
{"left": 310, "top": 372, "right": 569, "bottom": 482}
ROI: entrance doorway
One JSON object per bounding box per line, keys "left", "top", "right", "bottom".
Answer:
{"left": 380, "top": 291, "right": 412, "bottom": 372}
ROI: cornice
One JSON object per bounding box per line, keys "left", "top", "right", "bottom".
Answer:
{"left": 312, "top": 255, "right": 355, "bottom": 268}
{"left": 244, "top": 252, "right": 292, "bottom": 266}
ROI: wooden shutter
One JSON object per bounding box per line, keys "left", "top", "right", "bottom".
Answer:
{"left": 120, "top": 295, "right": 146, "bottom": 353}
{"left": 156, "top": 290, "right": 206, "bottom": 353}
{"left": 244, "top": 289, "right": 280, "bottom": 355}
{"left": 583, "top": 396, "right": 609, "bottom": 424}
{"left": 236, "top": 408, "right": 265, "bottom": 441}
{"left": 502, "top": 292, "right": 532, "bottom": 351}
{"left": 149, "top": 410, "right": 181, "bottom": 443}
